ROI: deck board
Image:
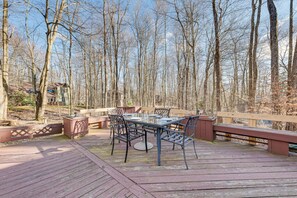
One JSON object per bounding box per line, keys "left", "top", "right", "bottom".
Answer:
{"left": 0, "top": 134, "right": 152, "bottom": 198}
{"left": 1, "top": 128, "right": 297, "bottom": 197}
{"left": 79, "top": 128, "right": 297, "bottom": 197}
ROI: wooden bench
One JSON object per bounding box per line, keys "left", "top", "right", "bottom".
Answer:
{"left": 79, "top": 108, "right": 116, "bottom": 128}
{"left": 79, "top": 107, "right": 141, "bottom": 128}
{"left": 213, "top": 112, "right": 297, "bottom": 156}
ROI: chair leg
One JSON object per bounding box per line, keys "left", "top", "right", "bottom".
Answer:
{"left": 111, "top": 133, "right": 115, "bottom": 156}
{"left": 182, "top": 146, "right": 188, "bottom": 170}
{"left": 193, "top": 141, "right": 198, "bottom": 159}
{"left": 124, "top": 141, "right": 129, "bottom": 163}
{"left": 145, "top": 133, "right": 148, "bottom": 153}
{"left": 110, "top": 127, "right": 113, "bottom": 145}
{"left": 172, "top": 143, "right": 175, "bottom": 150}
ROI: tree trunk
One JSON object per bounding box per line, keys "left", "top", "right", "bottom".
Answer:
{"left": 0, "top": 0, "right": 9, "bottom": 120}
{"left": 103, "top": 0, "right": 108, "bottom": 107}
{"left": 252, "top": 0, "right": 262, "bottom": 111}
{"left": 36, "top": 41, "right": 53, "bottom": 120}
{"left": 287, "top": 0, "right": 293, "bottom": 94}
{"left": 267, "top": 0, "right": 280, "bottom": 128}
{"left": 248, "top": 0, "right": 256, "bottom": 113}
{"left": 288, "top": 35, "right": 297, "bottom": 131}
{"left": 203, "top": 42, "right": 212, "bottom": 113}
{"left": 36, "top": 0, "right": 66, "bottom": 120}
{"left": 286, "top": 0, "right": 294, "bottom": 127}
{"left": 66, "top": 2, "right": 78, "bottom": 115}
{"left": 212, "top": 0, "right": 221, "bottom": 112}
{"left": 162, "top": 13, "right": 167, "bottom": 107}
{"left": 83, "top": 50, "right": 89, "bottom": 108}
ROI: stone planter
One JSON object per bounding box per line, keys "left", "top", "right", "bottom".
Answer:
{"left": 63, "top": 116, "right": 89, "bottom": 139}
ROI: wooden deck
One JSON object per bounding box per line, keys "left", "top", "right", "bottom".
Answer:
{"left": 0, "top": 134, "right": 152, "bottom": 198}
{"left": 1, "top": 128, "right": 297, "bottom": 197}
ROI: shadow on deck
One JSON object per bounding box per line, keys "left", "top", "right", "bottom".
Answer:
{"left": 1, "top": 128, "right": 297, "bottom": 197}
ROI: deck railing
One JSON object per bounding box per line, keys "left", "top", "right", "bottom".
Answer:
{"left": 216, "top": 112, "right": 297, "bottom": 146}
{"left": 0, "top": 123, "right": 63, "bottom": 143}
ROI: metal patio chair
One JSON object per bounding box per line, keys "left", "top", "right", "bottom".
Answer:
{"left": 154, "top": 108, "right": 170, "bottom": 118}
{"left": 144, "top": 108, "right": 171, "bottom": 136}
{"left": 108, "top": 108, "right": 125, "bottom": 139}
{"left": 161, "top": 115, "right": 199, "bottom": 169}
{"left": 111, "top": 115, "right": 147, "bottom": 163}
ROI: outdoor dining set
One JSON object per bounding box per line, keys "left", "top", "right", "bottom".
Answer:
{"left": 108, "top": 108, "right": 200, "bottom": 169}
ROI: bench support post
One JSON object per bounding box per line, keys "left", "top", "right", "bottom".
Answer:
{"left": 268, "top": 140, "right": 289, "bottom": 156}
{"left": 248, "top": 119, "right": 257, "bottom": 146}
{"left": 222, "top": 118, "right": 232, "bottom": 141}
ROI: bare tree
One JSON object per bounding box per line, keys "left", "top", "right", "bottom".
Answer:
{"left": 65, "top": 1, "right": 79, "bottom": 115}
{"left": 0, "top": 0, "right": 9, "bottom": 119}
{"left": 267, "top": 0, "right": 280, "bottom": 118}
{"left": 286, "top": 0, "right": 294, "bottom": 122}
{"left": 103, "top": 0, "right": 108, "bottom": 107}
{"left": 35, "top": 0, "right": 66, "bottom": 120}
{"left": 289, "top": 24, "right": 297, "bottom": 131}
{"left": 108, "top": 0, "right": 128, "bottom": 107}
{"left": 173, "top": 0, "right": 199, "bottom": 112}
{"left": 212, "top": 0, "right": 222, "bottom": 112}
{"left": 202, "top": 33, "right": 213, "bottom": 113}
{"left": 24, "top": 0, "right": 38, "bottom": 103}
{"left": 248, "top": 0, "right": 262, "bottom": 113}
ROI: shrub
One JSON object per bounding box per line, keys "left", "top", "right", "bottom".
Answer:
{"left": 9, "top": 91, "right": 35, "bottom": 106}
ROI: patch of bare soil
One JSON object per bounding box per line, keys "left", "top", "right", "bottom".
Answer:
{"left": 7, "top": 106, "right": 80, "bottom": 125}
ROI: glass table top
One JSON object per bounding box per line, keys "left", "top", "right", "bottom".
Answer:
{"left": 123, "top": 113, "right": 185, "bottom": 127}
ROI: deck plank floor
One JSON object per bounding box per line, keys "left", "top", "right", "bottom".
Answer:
{"left": 78, "top": 128, "right": 297, "bottom": 198}
{"left": 0, "top": 134, "right": 152, "bottom": 198}
{"left": 1, "top": 128, "right": 297, "bottom": 197}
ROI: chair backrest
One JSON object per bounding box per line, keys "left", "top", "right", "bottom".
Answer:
{"left": 116, "top": 108, "right": 125, "bottom": 115}
{"left": 108, "top": 114, "right": 119, "bottom": 125}
{"left": 109, "top": 114, "right": 127, "bottom": 133}
{"left": 154, "top": 108, "right": 171, "bottom": 118}
{"left": 185, "top": 115, "right": 200, "bottom": 137}
{"left": 141, "top": 107, "right": 155, "bottom": 114}
{"left": 108, "top": 108, "right": 124, "bottom": 115}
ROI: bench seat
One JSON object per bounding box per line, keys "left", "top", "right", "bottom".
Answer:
{"left": 214, "top": 124, "right": 297, "bottom": 156}
{"left": 88, "top": 116, "right": 109, "bottom": 128}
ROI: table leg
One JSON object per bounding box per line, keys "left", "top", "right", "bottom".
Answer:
{"left": 157, "top": 128, "right": 161, "bottom": 166}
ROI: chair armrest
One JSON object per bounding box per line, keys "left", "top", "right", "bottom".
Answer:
{"left": 170, "top": 122, "right": 186, "bottom": 130}
{"left": 164, "top": 128, "right": 185, "bottom": 134}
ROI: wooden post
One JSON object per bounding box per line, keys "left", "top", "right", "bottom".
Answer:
{"left": 223, "top": 117, "right": 232, "bottom": 141}
{"left": 196, "top": 116, "right": 216, "bottom": 141}
{"left": 248, "top": 119, "right": 257, "bottom": 145}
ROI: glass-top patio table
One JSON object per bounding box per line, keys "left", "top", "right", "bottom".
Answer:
{"left": 124, "top": 113, "right": 185, "bottom": 166}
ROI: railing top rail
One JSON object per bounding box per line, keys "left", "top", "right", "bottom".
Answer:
{"left": 217, "top": 112, "right": 297, "bottom": 124}
{"left": 170, "top": 108, "right": 195, "bottom": 116}
{"left": 80, "top": 108, "right": 116, "bottom": 114}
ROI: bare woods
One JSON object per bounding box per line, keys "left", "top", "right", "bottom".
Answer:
{"left": 0, "top": 0, "right": 296, "bottom": 122}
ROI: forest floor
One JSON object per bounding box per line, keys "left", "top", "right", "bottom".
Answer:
{"left": 7, "top": 105, "right": 81, "bottom": 125}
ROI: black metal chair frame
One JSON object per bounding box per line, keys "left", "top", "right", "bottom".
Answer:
{"left": 144, "top": 108, "right": 171, "bottom": 135}
{"left": 154, "top": 108, "right": 170, "bottom": 118}
{"left": 108, "top": 114, "right": 118, "bottom": 139}
{"left": 111, "top": 115, "right": 148, "bottom": 163}
{"left": 161, "top": 115, "right": 199, "bottom": 169}
{"left": 108, "top": 108, "right": 125, "bottom": 139}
